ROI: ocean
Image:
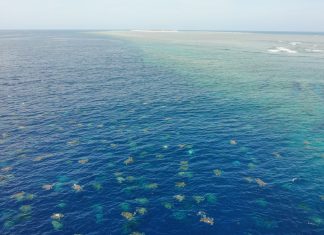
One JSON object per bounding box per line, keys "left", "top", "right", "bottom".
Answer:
{"left": 0, "top": 30, "right": 323, "bottom": 235}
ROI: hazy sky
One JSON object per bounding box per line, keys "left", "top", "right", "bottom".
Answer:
{"left": 1, "top": 0, "right": 324, "bottom": 31}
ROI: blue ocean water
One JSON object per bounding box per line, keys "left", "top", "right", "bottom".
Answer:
{"left": 0, "top": 31, "right": 323, "bottom": 235}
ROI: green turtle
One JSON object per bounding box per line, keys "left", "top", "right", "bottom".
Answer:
{"left": 136, "top": 207, "right": 147, "bottom": 215}
{"left": 179, "top": 161, "right": 189, "bottom": 171}
{"left": 51, "top": 213, "right": 64, "bottom": 220}
{"left": 144, "top": 183, "right": 158, "bottom": 189}
{"left": 72, "top": 183, "right": 83, "bottom": 192}
{"left": 243, "top": 177, "right": 253, "bottom": 183}
{"left": 135, "top": 198, "right": 149, "bottom": 205}
{"left": 198, "top": 211, "right": 214, "bottom": 225}
{"left": 193, "top": 196, "right": 205, "bottom": 204}
{"left": 272, "top": 152, "right": 282, "bottom": 158}
{"left": 255, "top": 178, "right": 267, "bottom": 187}
{"left": 19, "top": 205, "right": 32, "bottom": 214}
{"left": 124, "top": 157, "right": 134, "bottom": 165}
{"left": 178, "top": 144, "right": 186, "bottom": 149}
{"left": 213, "top": 169, "right": 222, "bottom": 176}
{"left": 230, "top": 140, "right": 237, "bottom": 145}
{"left": 162, "top": 202, "right": 173, "bottom": 209}
{"left": 1, "top": 166, "right": 13, "bottom": 172}
{"left": 175, "top": 182, "right": 186, "bottom": 188}
{"left": 200, "top": 216, "right": 214, "bottom": 225}
{"left": 42, "top": 183, "right": 55, "bottom": 191}
{"left": 52, "top": 220, "right": 63, "bottom": 230}
{"left": 92, "top": 182, "right": 102, "bottom": 190}
{"left": 116, "top": 177, "right": 126, "bottom": 184}
{"left": 10, "top": 191, "right": 25, "bottom": 201}
{"left": 67, "top": 140, "right": 79, "bottom": 146}
{"left": 78, "top": 159, "right": 89, "bottom": 164}
{"left": 174, "top": 194, "right": 185, "bottom": 202}
{"left": 130, "top": 232, "right": 145, "bottom": 235}
{"left": 121, "top": 212, "right": 134, "bottom": 221}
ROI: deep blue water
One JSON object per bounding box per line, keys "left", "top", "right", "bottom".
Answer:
{"left": 0, "top": 31, "right": 323, "bottom": 235}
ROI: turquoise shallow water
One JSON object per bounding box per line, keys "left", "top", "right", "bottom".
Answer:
{"left": 0, "top": 31, "right": 323, "bottom": 234}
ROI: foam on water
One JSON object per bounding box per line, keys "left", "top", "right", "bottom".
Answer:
{"left": 305, "top": 48, "right": 323, "bottom": 53}
{"left": 289, "top": 41, "right": 302, "bottom": 46}
{"left": 131, "top": 30, "right": 179, "bottom": 33}
{"left": 268, "top": 47, "right": 298, "bottom": 54}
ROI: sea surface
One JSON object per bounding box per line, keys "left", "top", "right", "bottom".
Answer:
{"left": 0, "top": 30, "right": 324, "bottom": 235}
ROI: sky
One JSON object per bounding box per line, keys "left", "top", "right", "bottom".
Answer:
{"left": 0, "top": 0, "right": 324, "bottom": 31}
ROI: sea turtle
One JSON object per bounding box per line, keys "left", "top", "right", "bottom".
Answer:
{"left": 78, "top": 159, "right": 89, "bottom": 164}
{"left": 198, "top": 211, "right": 214, "bottom": 225}
{"left": 130, "top": 232, "right": 145, "bottom": 235}
{"left": 136, "top": 207, "right": 147, "bottom": 215}
{"left": 156, "top": 154, "right": 164, "bottom": 159}
{"left": 33, "top": 156, "right": 44, "bottom": 161}
{"left": 116, "top": 177, "right": 126, "bottom": 184}
{"left": 1, "top": 166, "right": 13, "bottom": 172}
{"left": 72, "top": 183, "right": 83, "bottom": 192}
{"left": 179, "top": 161, "right": 189, "bottom": 171}
{"left": 144, "top": 183, "right": 158, "bottom": 189}
{"left": 19, "top": 205, "right": 32, "bottom": 213}
{"left": 25, "top": 193, "right": 35, "bottom": 200}
{"left": 92, "top": 182, "right": 102, "bottom": 190}
{"left": 178, "top": 171, "right": 193, "bottom": 178}
{"left": 213, "top": 169, "right": 222, "bottom": 176}
{"left": 51, "top": 213, "right": 64, "bottom": 220}
{"left": 255, "top": 178, "right": 267, "bottom": 187}
{"left": 33, "top": 154, "right": 53, "bottom": 162}
{"left": 0, "top": 175, "right": 7, "bottom": 182}
{"left": 10, "top": 191, "right": 25, "bottom": 201}
{"left": 205, "top": 193, "right": 218, "bottom": 204}
{"left": 1, "top": 132, "right": 9, "bottom": 138}
{"left": 243, "top": 177, "right": 254, "bottom": 183}
{"left": 174, "top": 194, "right": 185, "bottom": 202}
{"left": 52, "top": 220, "right": 63, "bottom": 230}
{"left": 114, "top": 172, "right": 123, "bottom": 177}
{"left": 4, "top": 220, "right": 15, "bottom": 229}
{"left": 193, "top": 196, "right": 205, "bottom": 204}
{"left": 162, "top": 202, "right": 173, "bottom": 209}
{"left": 110, "top": 143, "right": 118, "bottom": 148}
{"left": 178, "top": 144, "right": 186, "bottom": 149}
{"left": 124, "top": 157, "right": 134, "bottom": 165}
{"left": 67, "top": 140, "right": 79, "bottom": 146}
{"left": 230, "top": 140, "right": 237, "bottom": 145}
{"left": 309, "top": 216, "right": 323, "bottom": 225}
{"left": 42, "top": 184, "right": 55, "bottom": 190}
{"left": 272, "top": 152, "right": 282, "bottom": 158}
{"left": 121, "top": 211, "right": 134, "bottom": 220}
{"left": 135, "top": 198, "right": 149, "bottom": 205}
{"left": 304, "top": 140, "right": 310, "bottom": 145}
{"left": 175, "top": 182, "right": 186, "bottom": 188}
{"left": 200, "top": 216, "right": 214, "bottom": 225}
{"left": 255, "top": 198, "right": 268, "bottom": 207}
{"left": 126, "top": 176, "right": 135, "bottom": 182}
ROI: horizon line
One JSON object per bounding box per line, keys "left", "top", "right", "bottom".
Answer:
{"left": 1, "top": 29, "right": 324, "bottom": 34}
